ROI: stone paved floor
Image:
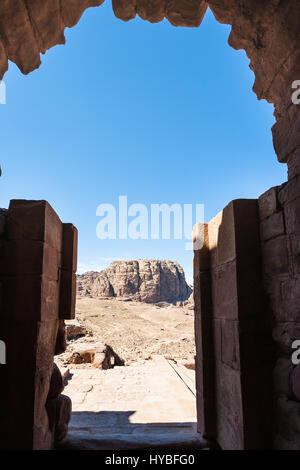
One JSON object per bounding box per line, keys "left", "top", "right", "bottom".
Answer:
{"left": 59, "top": 356, "right": 207, "bottom": 450}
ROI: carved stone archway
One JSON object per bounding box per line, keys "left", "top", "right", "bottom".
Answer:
{"left": 0, "top": 0, "right": 299, "bottom": 450}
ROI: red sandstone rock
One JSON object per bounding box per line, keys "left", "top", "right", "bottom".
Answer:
{"left": 65, "top": 320, "right": 89, "bottom": 340}
{"left": 258, "top": 187, "right": 279, "bottom": 220}
{"left": 55, "top": 320, "right": 67, "bottom": 355}
{"left": 46, "top": 394, "right": 72, "bottom": 444}
{"left": 136, "top": 0, "right": 165, "bottom": 23}
{"left": 65, "top": 341, "right": 124, "bottom": 369}
{"left": 0, "top": 1, "right": 298, "bottom": 163}
{"left": 48, "top": 363, "right": 65, "bottom": 399}
{"left": 112, "top": 0, "right": 136, "bottom": 21}
{"left": 77, "top": 260, "right": 192, "bottom": 303}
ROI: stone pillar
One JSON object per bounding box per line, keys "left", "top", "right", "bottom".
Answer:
{"left": 194, "top": 199, "right": 274, "bottom": 450}
{"left": 0, "top": 200, "right": 77, "bottom": 450}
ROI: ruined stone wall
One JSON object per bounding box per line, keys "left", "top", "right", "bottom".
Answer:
{"left": 259, "top": 147, "right": 300, "bottom": 450}
{"left": 0, "top": 200, "right": 77, "bottom": 449}
{"left": 194, "top": 156, "right": 300, "bottom": 449}
{"left": 194, "top": 200, "right": 274, "bottom": 450}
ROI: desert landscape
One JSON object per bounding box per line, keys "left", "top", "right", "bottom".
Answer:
{"left": 54, "top": 260, "right": 201, "bottom": 450}
{"left": 57, "top": 260, "right": 195, "bottom": 370}
{"left": 57, "top": 295, "right": 195, "bottom": 368}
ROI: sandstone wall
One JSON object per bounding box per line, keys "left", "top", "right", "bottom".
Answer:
{"left": 0, "top": 1, "right": 298, "bottom": 167}
{"left": 194, "top": 200, "right": 274, "bottom": 450}
{"left": 194, "top": 165, "right": 300, "bottom": 449}
{"left": 0, "top": 200, "right": 77, "bottom": 450}
{"left": 259, "top": 147, "right": 300, "bottom": 450}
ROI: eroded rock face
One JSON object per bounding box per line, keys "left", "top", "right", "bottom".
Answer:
{"left": 64, "top": 341, "right": 124, "bottom": 369}
{"left": 0, "top": 1, "right": 299, "bottom": 164}
{"left": 77, "top": 260, "right": 192, "bottom": 303}
{"left": 45, "top": 363, "right": 72, "bottom": 446}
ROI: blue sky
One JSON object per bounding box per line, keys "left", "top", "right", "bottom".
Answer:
{"left": 0, "top": 3, "right": 286, "bottom": 284}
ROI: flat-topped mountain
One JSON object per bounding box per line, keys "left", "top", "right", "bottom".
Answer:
{"left": 77, "top": 259, "right": 192, "bottom": 304}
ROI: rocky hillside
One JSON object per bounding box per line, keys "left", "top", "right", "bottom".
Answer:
{"left": 77, "top": 260, "right": 192, "bottom": 304}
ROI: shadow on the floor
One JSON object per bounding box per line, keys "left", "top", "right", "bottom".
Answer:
{"left": 56, "top": 410, "right": 210, "bottom": 450}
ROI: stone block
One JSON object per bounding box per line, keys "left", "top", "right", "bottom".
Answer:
{"left": 287, "top": 147, "right": 300, "bottom": 180}
{"left": 0, "top": 320, "right": 37, "bottom": 449}
{"left": 284, "top": 196, "right": 300, "bottom": 235}
{"left": 0, "top": 239, "right": 60, "bottom": 280}
{"left": 194, "top": 309, "right": 214, "bottom": 364}
{"left": 262, "top": 235, "right": 289, "bottom": 275}
{"left": 217, "top": 404, "right": 244, "bottom": 450}
{"left": 209, "top": 203, "right": 236, "bottom": 267}
{"left": 211, "top": 261, "right": 238, "bottom": 320}
{"left": 65, "top": 320, "right": 88, "bottom": 340}
{"left": 55, "top": 319, "right": 67, "bottom": 355}
{"left": 0, "top": 199, "right": 77, "bottom": 450}
{"left": 48, "top": 363, "right": 64, "bottom": 399}
{"left": 278, "top": 277, "right": 300, "bottom": 322}
{"left": 193, "top": 223, "right": 210, "bottom": 270}
{"left": 260, "top": 211, "right": 285, "bottom": 241}
{"left": 272, "top": 104, "right": 300, "bottom": 163}
{"left": 45, "top": 394, "right": 72, "bottom": 445}
{"left": 278, "top": 174, "right": 300, "bottom": 206}
{"left": 61, "top": 223, "right": 78, "bottom": 272}
{"left": 7, "top": 199, "right": 62, "bottom": 251}
{"left": 258, "top": 187, "right": 278, "bottom": 220}
{"left": 195, "top": 355, "right": 216, "bottom": 439}
{"left": 288, "top": 234, "right": 300, "bottom": 274}
{"left": 59, "top": 270, "right": 76, "bottom": 319}
{"left": 36, "top": 317, "right": 59, "bottom": 356}
{"left": 193, "top": 269, "right": 212, "bottom": 319}
{"left": 198, "top": 314, "right": 215, "bottom": 361}
{"left": 215, "top": 361, "right": 243, "bottom": 417}
{"left": 2, "top": 276, "right": 60, "bottom": 324}
{"left": 221, "top": 320, "right": 240, "bottom": 370}
{"left": 215, "top": 361, "right": 244, "bottom": 449}
{"left": 213, "top": 319, "right": 222, "bottom": 362}
{"left": 194, "top": 198, "right": 269, "bottom": 449}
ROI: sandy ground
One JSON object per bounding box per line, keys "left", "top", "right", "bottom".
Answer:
{"left": 56, "top": 298, "right": 202, "bottom": 449}
{"left": 73, "top": 297, "right": 195, "bottom": 365}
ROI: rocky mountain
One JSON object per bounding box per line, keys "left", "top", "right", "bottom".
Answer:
{"left": 77, "top": 260, "right": 192, "bottom": 304}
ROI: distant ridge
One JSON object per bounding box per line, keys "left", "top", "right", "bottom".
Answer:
{"left": 77, "top": 259, "right": 192, "bottom": 304}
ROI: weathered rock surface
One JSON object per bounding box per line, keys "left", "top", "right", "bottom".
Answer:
{"left": 59, "top": 340, "right": 124, "bottom": 370}
{"left": 0, "top": 1, "right": 298, "bottom": 164}
{"left": 77, "top": 260, "right": 192, "bottom": 303}
{"left": 45, "top": 363, "right": 72, "bottom": 445}
{"left": 65, "top": 320, "right": 90, "bottom": 340}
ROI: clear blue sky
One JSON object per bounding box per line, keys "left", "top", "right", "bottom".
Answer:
{"left": 0, "top": 3, "right": 286, "bottom": 283}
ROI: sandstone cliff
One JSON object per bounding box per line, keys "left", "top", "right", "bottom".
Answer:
{"left": 77, "top": 260, "right": 192, "bottom": 304}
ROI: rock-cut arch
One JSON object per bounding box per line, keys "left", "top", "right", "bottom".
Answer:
{"left": 0, "top": 0, "right": 300, "bottom": 450}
